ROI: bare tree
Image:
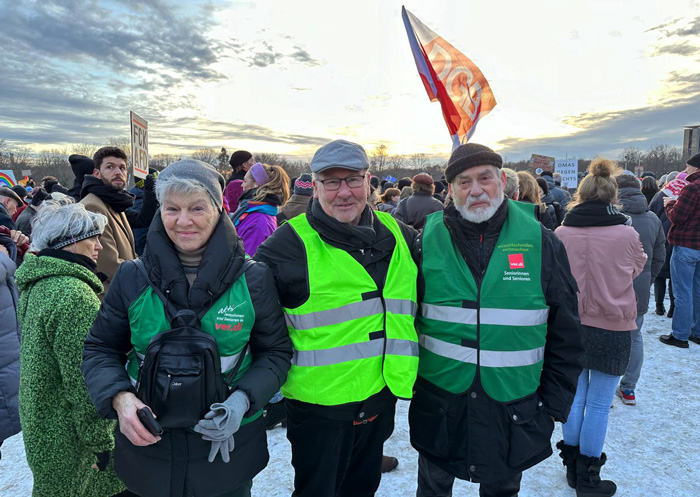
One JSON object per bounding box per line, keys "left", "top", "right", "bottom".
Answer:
{"left": 32, "top": 148, "right": 73, "bottom": 186}
{"left": 107, "top": 136, "right": 132, "bottom": 158}
{"left": 256, "top": 152, "right": 281, "bottom": 166}
{"left": 71, "top": 142, "right": 99, "bottom": 158}
{"left": 149, "top": 154, "right": 180, "bottom": 170}
{"left": 618, "top": 147, "right": 644, "bottom": 172}
{"left": 191, "top": 147, "right": 219, "bottom": 166}
{"left": 644, "top": 144, "right": 684, "bottom": 177}
{"left": 370, "top": 144, "right": 388, "bottom": 174}
{"left": 409, "top": 153, "right": 430, "bottom": 170}
{"left": 385, "top": 154, "right": 405, "bottom": 178}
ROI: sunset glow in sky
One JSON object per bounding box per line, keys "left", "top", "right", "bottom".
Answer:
{"left": 1, "top": 0, "right": 699, "bottom": 162}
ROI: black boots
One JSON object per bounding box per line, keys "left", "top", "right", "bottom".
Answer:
{"left": 556, "top": 440, "right": 578, "bottom": 488}
{"left": 575, "top": 453, "right": 617, "bottom": 497}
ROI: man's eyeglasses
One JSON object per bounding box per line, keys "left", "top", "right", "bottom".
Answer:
{"left": 316, "top": 174, "right": 366, "bottom": 191}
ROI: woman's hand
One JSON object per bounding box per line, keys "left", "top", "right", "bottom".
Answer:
{"left": 112, "top": 392, "right": 161, "bottom": 446}
{"left": 9, "top": 230, "right": 29, "bottom": 246}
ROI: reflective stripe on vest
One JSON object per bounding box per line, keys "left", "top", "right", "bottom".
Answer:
{"left": 285, "top": 298, "right": 418, "bottom": 330}
{"left": 292, "top": 338, "right": 419, "bottom": 367}
{"left": 421, "top": 304, "right": 549, "bottom": 327}
{"left": 418, "top": 200, "right": 549, "bottom": 402}
{"left": 419, "top": 334, "right": 545, "bottom": 368}
{"left": 282, "top": 211, "right": 419, "bottom": 405}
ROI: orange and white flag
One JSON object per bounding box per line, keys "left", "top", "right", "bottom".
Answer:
{"left": 402, "top": 6, "right": 497, "bottom": 148}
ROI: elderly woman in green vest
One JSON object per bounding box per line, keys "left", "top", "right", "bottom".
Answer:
{"left": 16, "top": 202, "right": 126, "bottom": 497}
{"left": 82, "top": 160, "right": 292, "bottom": 497}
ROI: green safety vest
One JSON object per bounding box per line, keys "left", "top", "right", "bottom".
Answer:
{"left": 126, "top": 274, "right": 262, "bottom": 424}
{"left": 282, "top": 211, "right": 419, "bottom": 406}
{"left": 418, "top": 200, "right": 549, "bottom": 402}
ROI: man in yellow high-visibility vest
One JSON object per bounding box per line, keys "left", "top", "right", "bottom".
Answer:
{"left": 256, "top": 140, "right": 421, "bottom": 497}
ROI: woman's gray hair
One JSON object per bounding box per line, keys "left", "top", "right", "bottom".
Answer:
{"left": 30, "top": 202, "right": 107, "bottom": 252}
{"left": 155, "top": 175, "right": 219, "bottom": 210}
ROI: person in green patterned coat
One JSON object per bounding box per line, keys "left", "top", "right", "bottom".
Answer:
{"left": 16, "top": 202, "right": 126, "bottom": 497}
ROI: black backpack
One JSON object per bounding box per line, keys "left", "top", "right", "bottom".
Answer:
{"left": 131, "top": 258, "right": 254, "bottom": 429}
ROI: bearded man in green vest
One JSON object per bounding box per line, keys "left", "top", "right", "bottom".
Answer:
{"left": 255, "top": 139, "right": 420, "bottom": 497}
{"left": 412, "top": 143, "right": 584, "bottom": 497}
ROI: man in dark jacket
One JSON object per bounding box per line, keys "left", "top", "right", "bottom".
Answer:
{"left": 660, "top": 153, "right": 700, "bottom": 348}
{"left": 615, "top": 176, "right": 665, "bottom": 405}
{"left": 413, "top": 143, "right": 583, "bottom": 497}
{"left": 393, "top": 173, "right": 444, "bottom": 230}
{"left": 255, "top": 139, "right": 420, "bottom": 497}
{"left": 67, "top": 154, "right": 96, "bottom": 202}
{"left": 541, "top": 170, "right": 570, "bottom": 210}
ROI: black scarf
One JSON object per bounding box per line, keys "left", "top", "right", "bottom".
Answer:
{"left": 229, "top": 188, "right": 255, "bottom": 225}
{"left": 561, "top": 201, "right": 629, "bottom": 227}
{"left": 38, "top": 248, "right": 98, "bottom": 273}
{"left": 308, "top": 199, "right": 378, "bottom": 250}
{"left": 80, "top": 176, "right": 134, "bottom": 212}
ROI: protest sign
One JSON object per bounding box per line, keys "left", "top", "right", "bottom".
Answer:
{"left": 130, "top": 111, "right": 149, "bottom": 179}
{"left": 530, "top": 154, "right": 555, "bottom": 172}
{"left": 555, "top": 159, "right": 578, "bottom": 189}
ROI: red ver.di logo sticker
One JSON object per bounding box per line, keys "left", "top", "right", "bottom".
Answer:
{"left": 508, "top": 253, "right": 525, "bottom": 269}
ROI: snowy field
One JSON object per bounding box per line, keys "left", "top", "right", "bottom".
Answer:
{"left": 2, "top": 303, "right": 699, "bottom": 496}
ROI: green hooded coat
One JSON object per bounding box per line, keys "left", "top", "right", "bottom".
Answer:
{"left": 16, "top": 254, "right": 124, "bottom": 497}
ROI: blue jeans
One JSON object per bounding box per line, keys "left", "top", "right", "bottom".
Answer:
{"left": 562, "top": 369, "right": 620, "bottom": 458}
{"left": 620, "top": 315, "right": 644, "bottom": 390}
{"left": 670, "top": 246, "right": 700, "bottom": 341}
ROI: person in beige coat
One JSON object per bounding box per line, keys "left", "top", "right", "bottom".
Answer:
{"left": 80, "top": 146, "right": 157, "bottom": 293}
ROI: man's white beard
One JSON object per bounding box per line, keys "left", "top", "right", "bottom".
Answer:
{"left": 456, "top": 190, "right": 504, "bottom": 223}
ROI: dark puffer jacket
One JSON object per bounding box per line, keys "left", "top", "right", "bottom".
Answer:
{"left": 649, "top": 190, "right": 673, "bottom": 278}
{"left": 82, "top": 211, "right": 292, "bottom": 497}
{"left": 618, "top": 187, "right": 665, "bottom": 314}
{"left": 0, "top": 243, "right": 20, "bottom": 445}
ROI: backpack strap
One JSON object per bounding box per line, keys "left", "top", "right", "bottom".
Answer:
{"left": 131, "top": 258, "right": 180, "bottom": 323}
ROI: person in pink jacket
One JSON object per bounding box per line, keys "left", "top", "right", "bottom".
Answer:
{"left": 554, "top": 159, "right": 647, "bottom": 497}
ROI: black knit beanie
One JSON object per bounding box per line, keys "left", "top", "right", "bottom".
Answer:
{"left": 229, "top": 150, "right": 253, "bottom": 168}
{"left": 445, "top": 143, "right": 502, "bottom": 183}
{"left": 687, "top": 152, "right": 700, "bottom": 169}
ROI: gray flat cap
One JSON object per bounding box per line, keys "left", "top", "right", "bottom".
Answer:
{"left": 310, "top": 140, "right": 369, "bottom": 174}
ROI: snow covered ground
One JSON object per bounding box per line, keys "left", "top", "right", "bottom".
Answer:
{"left": 2, "top": 304, "right": 699, "bottom": 496}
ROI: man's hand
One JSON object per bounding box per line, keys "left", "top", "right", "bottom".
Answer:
{"left": 112, "top": 392, "right": 161, "bottom": 446}
{"left": 663, "top": 197, "right": 675, "bottom": 207}
{"left": 9, "top": 230, "right": 28, "bottom": 246}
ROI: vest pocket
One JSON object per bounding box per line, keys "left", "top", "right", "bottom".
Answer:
{"left": 409, "top": 380, "right": 450, "bottom": 459}
{"left": 506, "top": 393, "right": 554, "bottom": 468}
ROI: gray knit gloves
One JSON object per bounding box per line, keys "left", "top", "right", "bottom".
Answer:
{"left": 193, "top": 390, "right": 250, "bottom": 463}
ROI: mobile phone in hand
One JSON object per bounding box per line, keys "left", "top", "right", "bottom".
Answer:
{"left": 137, "top": 407, "right": 163, "bottom": 436}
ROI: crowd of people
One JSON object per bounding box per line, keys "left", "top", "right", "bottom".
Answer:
{"left": 0, "top": 140, "right": 698, "bottom": 497}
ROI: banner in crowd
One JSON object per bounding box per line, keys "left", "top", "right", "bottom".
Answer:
{"left": 0, "top": 170, "right": 17, "bottom": 187}
{"left": 130, "top": 111, "right": 149, "bottom": 180}
{"left": 402, "top": 6, "right": 497, "bottom": 149}
{"left": 530, "top": 154, "right": 555, "bottom": 172}
{"left": 663, "top": 173, "right": 689, "bottom": 199}
{"left": 555, "top": 158, "right": 578, "bottom": 188}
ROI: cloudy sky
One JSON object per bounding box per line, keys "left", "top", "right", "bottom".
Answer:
{"left": 2, "top": 0, "right": 699, "bottom": 162}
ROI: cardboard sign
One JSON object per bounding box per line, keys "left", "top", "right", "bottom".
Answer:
{"left": 530, "top": 154, "right": 555, "bottom": 172}
{"left": 130, "top": 111, "right": 149, "bottom": 179}
{"left": 555, "top": 159, "right": 578, "bottom": 189}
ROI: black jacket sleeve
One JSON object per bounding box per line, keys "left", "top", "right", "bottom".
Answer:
{"left": 125, "top": 188, "right": 158, "bottom": 230}
{"left": 254, "top": 223, "right": 310, "bottom": 309}
{"left": 235, "top": 261, "right": 293, "bottom": 414}
{"left": 82, "top": 262, "right": 142, "bottom": 419}
{"left": 538, "top": 228, "right": 584, "bottom": 422}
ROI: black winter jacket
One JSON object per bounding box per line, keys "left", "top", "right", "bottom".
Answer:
{"left": 255, "top": 200, "right": 420, "bottom": 421}
{"left": 648, "top": 189, "right": 674, "bottom": 278}
{"left": 82, "top": 211, "right": 292, "bottom": 497}
{"left": 410, "top": 200, "right": 584, "bottom": 484}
